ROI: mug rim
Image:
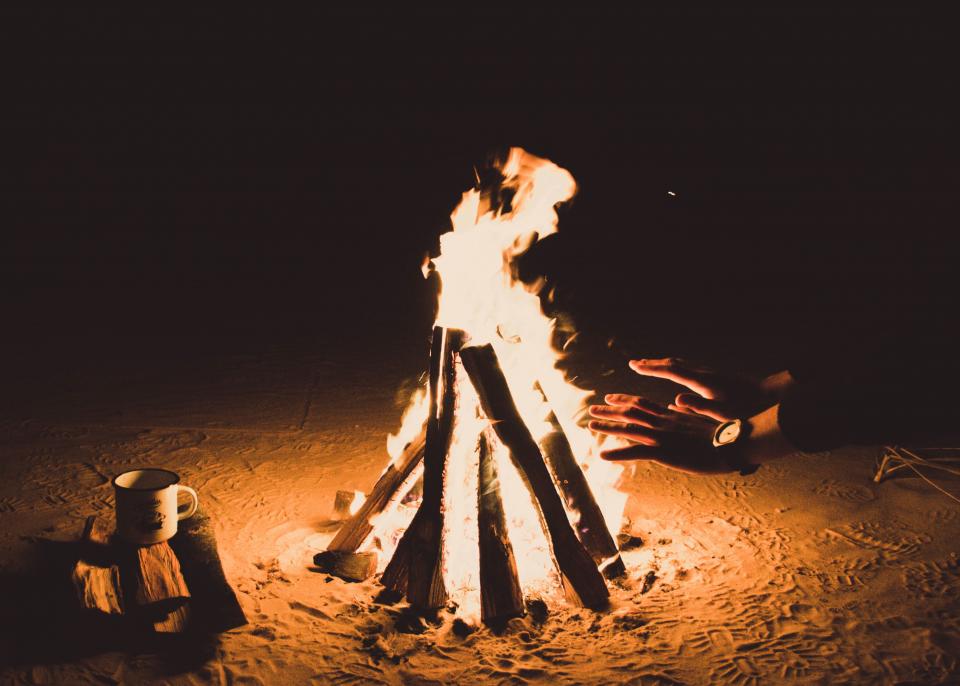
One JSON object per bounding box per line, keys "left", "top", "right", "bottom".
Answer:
{"left": 112, "top": 467, "right": 181, "bottom": 491}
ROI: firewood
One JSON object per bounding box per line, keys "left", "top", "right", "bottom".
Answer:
{"left": 72, "top": 560, "right": 124, "bottom": 615}
{"left": 82, "top": 514, "right": 112, "bottom": 546}
{"left": 153, "top": 605, "right": 191, "bottom": 633}
{"left": 166, "top": 510, "right": 247, "bottom": 633}
{"left": 71, "top": 515, "right": 123, "bottom": 615}
{"left": 378, "top": 534, "right": 411, "bottom": 595}
{"left": 379, "top": 328, "right": 447, "bottom": 598}
{"left": 313, "top": 550, "right": 378, "bottom": 582}
{"left": 540, "top": 420, "right": 626, "bottom": 578}
{"left": 327, "top": 426, "right": 427, "bottom": 552}
{"left": 460, "top": 344, "right": 609, "bottom": 610}
{"left": 478, "top": 431, "right": 524, "bottom": 625}
{"left": 131, "top": 542, "right": 191, "bottom": 612}
{"left": 382, "top": 327, "right": 464, "bottom": 610}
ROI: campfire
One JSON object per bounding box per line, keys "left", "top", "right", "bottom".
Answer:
{"left": 317, "top": 149, "right": 629, "bottom": 625}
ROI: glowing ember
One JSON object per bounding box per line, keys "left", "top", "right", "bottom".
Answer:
{"left": 362, "top": 148, "right": 630, "bottom": 620}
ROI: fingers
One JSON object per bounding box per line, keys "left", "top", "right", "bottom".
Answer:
{"left": 603, "top": 393, "right": 668, "bottom": 416}
{"left": 628, "top": 358, "right": 716, "bottom": 398}
{"left": 588, "top": 420, "right": 659, "bottom": 445}
{"left": 674, "top": 393, "right": 735, "bottom": 421}
{"left": 588, "top": 404, "right": 661, "bottom": 428}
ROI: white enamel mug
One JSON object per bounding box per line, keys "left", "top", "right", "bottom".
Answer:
{"left": 113, "top": 468, "right": 199, "bottom": 545}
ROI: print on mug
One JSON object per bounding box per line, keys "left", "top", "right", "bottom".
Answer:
{"left": 113, "top": 468, "right": 199, "bottom": 545}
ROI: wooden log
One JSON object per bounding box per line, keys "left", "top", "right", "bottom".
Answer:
{"left": 378, "top": 327, "right": 445, "bottom": 598}
{"left": 153, "top": 605, "right": 191, "bottom": 633}
{"left": 381, "top": 327, "right": 464, "bottom": 609}
{"left": 377, "top": 531, "right": 412, "bottom": 595}
{"left": 71, "top": 516, "right": 124, "bottom": 615}
{"left": 460, "top": 344, "right": 609, "bottom": 610}
{"left": 327, "top": 426, "right": 427, "bottom": 552}
{"left": 478, "top": 432, "right": 524, "bottom": 625}
{"left": 540, "top": 418, "right": 626, "bottom": 578}
{"left": 167, "top": 510, "right": 247, "bottom": 633}
{"left": 313, "top": 550, "right": 379, "bottom": 582}
{"left": 132, "top": 542, "right": 191, "bottom": 612}
{"left": 83, "top": 514, "right": 112, "bottom": 546}
{"left": 72, "top": 561, "right": 124, "bottom": 615}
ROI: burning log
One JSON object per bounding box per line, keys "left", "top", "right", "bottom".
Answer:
{"left": 327, "top": 425, "right": 427, "bottom": 553}
{"left": 477, "top": 431, "right": 524, "bottom": 625}
{"left": 380, "top": 327, "right": 464, "bottom": 609}
{"left": 540, "top": 416, "right": 626, "bottom": 579}
{"left": 460, "top": 344, "right": 609, "bottom": 610}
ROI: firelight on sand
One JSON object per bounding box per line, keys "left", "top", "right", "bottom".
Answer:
{"left": 362, "top": 149, "right": 630, "bottom": 621}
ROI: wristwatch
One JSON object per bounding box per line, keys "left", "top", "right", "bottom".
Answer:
{"left": 711, "top": 419, "right": 760, "bottom": 476}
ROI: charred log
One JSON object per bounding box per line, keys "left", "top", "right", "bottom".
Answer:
{"left": 460, "top": 344, "right": 609, "bottom": 610}
{"left": 381, "top": 327, "right": 465, "bottom": 610}
{"left": 477, "top": 431, "right": 524, "bottom": 625}
{"left": 327, "top": 426, "right": 427, "bottom": 553}
{"left": 540, "top": 417, "right": 625, "bottom": 578}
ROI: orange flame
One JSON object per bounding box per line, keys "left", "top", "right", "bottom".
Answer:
{"left": 368, "top": 148, "right": 629, "bottom": 617}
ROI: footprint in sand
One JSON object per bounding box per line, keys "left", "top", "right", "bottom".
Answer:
{"left": 0, "top": 496, "right": 27, "bottom": 513}
{"left": 901, "top": 555, "right": 960, "bottom": 599}
{"left": 825, "top": 521, "right": 931, "bottom": 558}
{"left": 928, "top": 508, "right": 960, "bottom": 525}
{"left": 117, "top": 429, "right": 207, "bottom": 457}
{"left": 813, "top": 478, "right": 876, "bottom": 503}
{"left": 329, "top": 663, "right": 389, "bottom": 685}
{"left": 711, "top": 654, "right": 763, "bottom": 686}
{"left": 687, "top": 625, "right": 746, "bottom": 654}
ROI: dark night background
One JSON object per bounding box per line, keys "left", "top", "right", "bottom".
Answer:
{"left": 2, "top": 7, "right": 955, "bottom": 413}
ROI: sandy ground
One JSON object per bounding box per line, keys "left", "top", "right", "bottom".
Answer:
{"left": 1, "top": 334, "right": 959, "bottom": 685}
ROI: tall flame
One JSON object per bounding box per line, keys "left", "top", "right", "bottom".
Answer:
{"left": 370, "top": 148, "right": 628, "bottom": 619}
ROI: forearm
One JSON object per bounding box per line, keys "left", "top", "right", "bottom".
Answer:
{"left": 760, "top": 370, "right": 795, "bottom": 399}
{"left": 742, "top": 404, "right": 799, "bottom": 466}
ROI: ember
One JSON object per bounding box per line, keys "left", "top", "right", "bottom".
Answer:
{"left": 320, "top": 150, "right": 630, "bottom": 624}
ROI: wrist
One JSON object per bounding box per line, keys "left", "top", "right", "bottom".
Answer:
{"left": 760, "top": 370, "right": 796, "bottom": 401}
{"left": 712, "top": 419, "right": 758, "bottom": 475}
{"left": 741, "top": 404, "right": 797, "bottom": 466}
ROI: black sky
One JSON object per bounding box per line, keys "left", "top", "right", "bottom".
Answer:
{"left": 2, "top": 7, "right": 955, "bottom": 372}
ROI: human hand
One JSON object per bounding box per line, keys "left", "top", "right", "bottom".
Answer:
{"left": 588, "top": 394, "right": 736, "bottom": 474}
{"left": 628, "top": 358, "right": 791, "bottom": 421}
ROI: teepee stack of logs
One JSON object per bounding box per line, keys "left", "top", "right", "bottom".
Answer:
{"left": 319, "top": 326, "right": 624, "bottom": 625}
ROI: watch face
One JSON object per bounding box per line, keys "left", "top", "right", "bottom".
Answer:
{"left": 716, "top": 421, "right": 742, "bottom": 445}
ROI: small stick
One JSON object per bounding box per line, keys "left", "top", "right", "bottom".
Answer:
{"left": 327, "top": 426, "right": 427, "bottom": 552}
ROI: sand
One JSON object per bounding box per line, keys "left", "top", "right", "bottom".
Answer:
{"left": 1, "top": 336, "right": 959, "bottom": 685}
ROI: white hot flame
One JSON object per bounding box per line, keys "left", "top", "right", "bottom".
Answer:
{"left": 369, "top": 148, "right": 629, "bottom": 614}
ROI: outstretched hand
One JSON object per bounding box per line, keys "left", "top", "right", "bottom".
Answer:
{"left": 588, "top": 394, "right": 735, "bottom": 473}
{"left": 627, "top": 358, "right": 789, "bottom": 421}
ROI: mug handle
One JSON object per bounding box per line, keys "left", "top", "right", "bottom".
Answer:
{"left": 177, "top": 485, "right": 199, "bottom": 521}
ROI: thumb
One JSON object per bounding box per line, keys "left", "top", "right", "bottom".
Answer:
{"left": 674, "top": 393, "right": 736, "bottom": 421}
